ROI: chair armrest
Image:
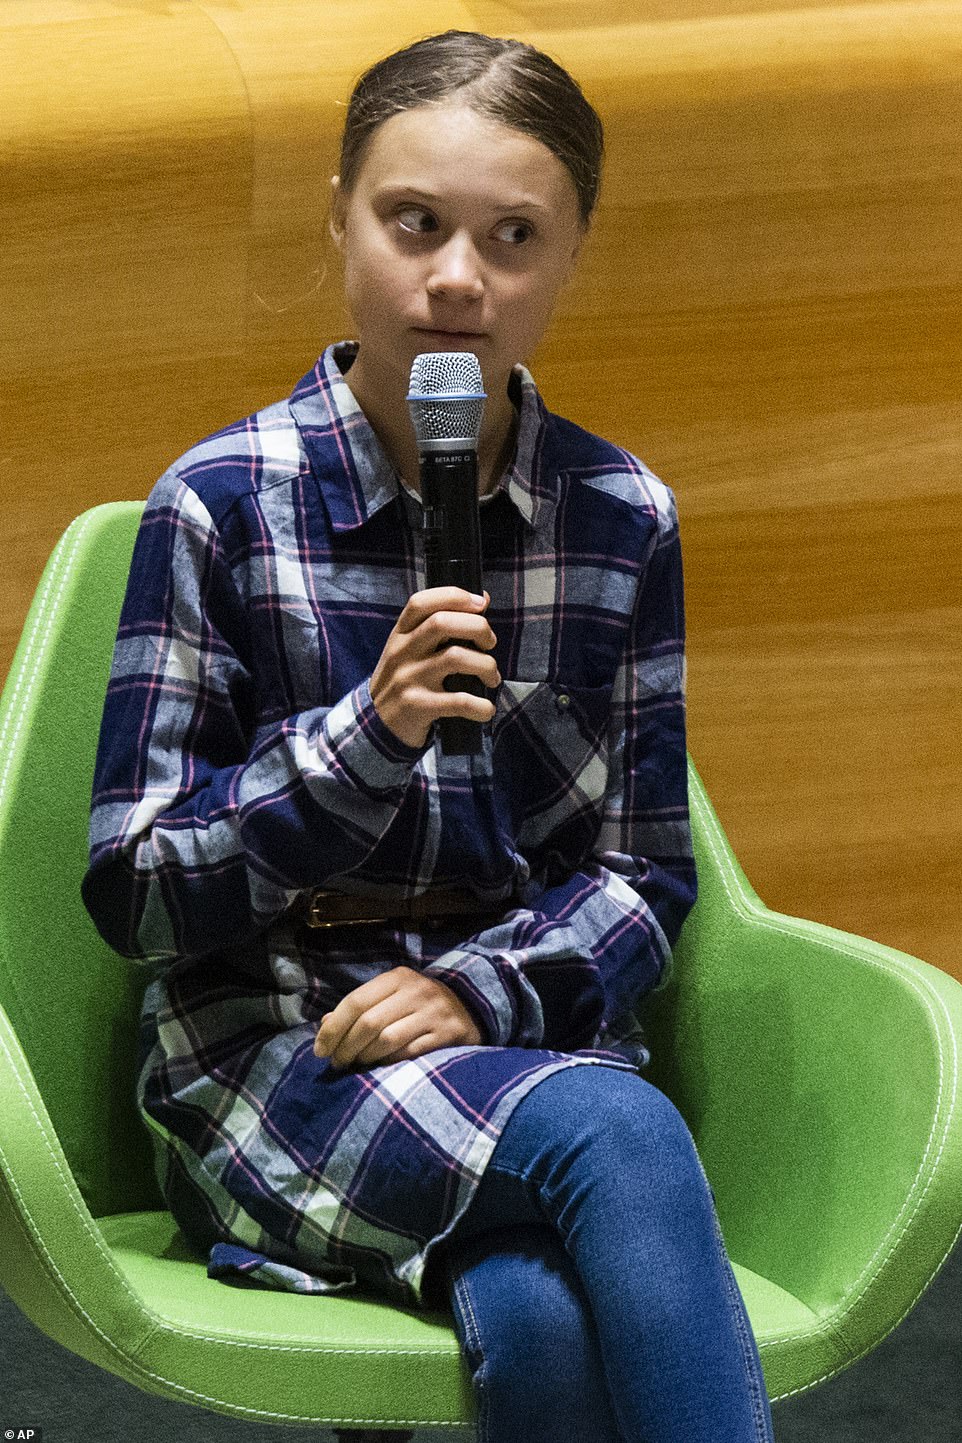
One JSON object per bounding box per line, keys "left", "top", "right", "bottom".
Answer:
{"left": 0, "top": 998, "right": 159, "bottom": 1375}
{"left": 644, "top": 764, "right": 962, "bottom": 1350}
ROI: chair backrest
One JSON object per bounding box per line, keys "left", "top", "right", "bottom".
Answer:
{"left": 0, "top": 502, "right": 156, "bottom": 1217}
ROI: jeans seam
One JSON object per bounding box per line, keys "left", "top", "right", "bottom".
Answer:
{"left": 481, "top": 1157, "right": 552, "bottom": 1208}
{"left": 451, "top": 1268, "right": 489, "bottom": 1443}
{"left": 696, "top": 1152, "right": 774, "bottom": 1443}
{"left": 717, "top": 1245, "right": 773, "bottom": 1442}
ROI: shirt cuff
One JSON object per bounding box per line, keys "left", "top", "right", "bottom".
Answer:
{"left": 422, "top": 950, "right": 545, "bottom": 1048}
{"left": 314, "top": 676, "right": 429, "bottom": 798}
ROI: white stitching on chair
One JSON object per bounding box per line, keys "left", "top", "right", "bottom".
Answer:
{"left": 687, "top": 771, "right": 962, "bottom": 1400}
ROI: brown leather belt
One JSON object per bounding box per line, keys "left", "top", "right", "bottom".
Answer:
{"left": 301, "top": 886, "right": 515, "bottom": 930}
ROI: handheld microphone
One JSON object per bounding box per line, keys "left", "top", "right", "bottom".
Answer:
{"left": 407, "top": 351, "right": 487, "bottom": 757}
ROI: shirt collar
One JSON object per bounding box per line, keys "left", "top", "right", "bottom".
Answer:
{"left": 288, "top": 341, "right": 558, "bottom": 533}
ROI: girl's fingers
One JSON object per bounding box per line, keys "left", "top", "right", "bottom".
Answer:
{"left": 325, "top": 999, "right": 422, "bottom": 1071}
{"left": 336, "top": 1016, "right": 426, "bottom": 1071}
{"left": 313, "top": 969, "right": 405, "bottom": 1057}
{"left": 396, "top": 587, "right": 488, "bottom": 635}
{"left": 424, "top": 647, "right": 501, "bottom": 690}
{"left": 315, "top": 968, "right": 475, "bottom": 1071}
{"left": 356, "top": 1028, "right": 439, "bottom": 1069}
{"left": 411, "top": 614, "right": 498, "bottom": 666}
{"left": 369, "top": 595, "right": 497, "bottom": 748}
{"left": 396, "top": 596, "right": 496, "bottom": 661}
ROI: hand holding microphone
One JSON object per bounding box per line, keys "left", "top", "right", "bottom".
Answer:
{"left": 369, "top": 352, "right": 499, "bottom": 755}
{"left": 368, "top": 584, "right": 500, "bottom": 752}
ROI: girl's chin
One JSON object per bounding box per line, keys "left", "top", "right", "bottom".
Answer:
{"left": 412, "top": 330, "right": 487, "bottom": 348}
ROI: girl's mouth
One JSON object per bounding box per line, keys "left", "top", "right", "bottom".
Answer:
{"left": 414, "top": 328, "right": 486, "bottom": 342}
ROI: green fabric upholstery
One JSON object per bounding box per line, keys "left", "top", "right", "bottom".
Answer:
{"left": 1, "top": 502, "right": 960, "bottom": 1429}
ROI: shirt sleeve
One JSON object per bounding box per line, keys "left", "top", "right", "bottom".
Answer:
{"left": 422, "top": 487, "right": 697, "bottom": 1052}
{"left": 81, "top": 472, "right": 427, "bottom": 965}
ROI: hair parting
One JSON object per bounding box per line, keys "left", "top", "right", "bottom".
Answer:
{"left": 338, "top": 30, "right": 604, "bottom": 227}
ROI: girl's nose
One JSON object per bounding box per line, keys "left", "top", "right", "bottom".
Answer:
{"left": 426, "top": 235, "right": 484, "bottom": 301}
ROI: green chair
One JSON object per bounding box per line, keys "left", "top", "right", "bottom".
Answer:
{"left": 1, "top": 502, "right": 960, "bottom": 1437}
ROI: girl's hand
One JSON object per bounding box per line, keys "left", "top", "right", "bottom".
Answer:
{"left": 369, "top": 587, "right": 501, "bottom": 750}
{"left": 313, "top": 965, "right": 484, "bottom": 1071}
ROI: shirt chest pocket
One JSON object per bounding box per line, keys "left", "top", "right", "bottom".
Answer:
{"left": 490, "top": 678, "right": 613, "bottom": 863}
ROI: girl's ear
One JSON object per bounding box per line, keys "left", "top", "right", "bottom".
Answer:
{"left": 329, "top": 175, "right": 346, "bottom": 250}
{"left": 561, "top": 226, "right": 587, "bottom": 287}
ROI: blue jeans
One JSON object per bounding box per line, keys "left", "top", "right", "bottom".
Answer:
{"left": 436, "top": 1064, "right": 775, "bottom": 1443}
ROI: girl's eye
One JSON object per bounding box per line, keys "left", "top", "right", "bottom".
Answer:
{"left": 397, "top": 206, "right": 437, "bottom": 235}
{"left": 494, "top": 220, "right": 533, "bottom": 245}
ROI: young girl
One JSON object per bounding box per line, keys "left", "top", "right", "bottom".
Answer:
{"left": 82, "top": 30, "right": 775, "bottom": 1443}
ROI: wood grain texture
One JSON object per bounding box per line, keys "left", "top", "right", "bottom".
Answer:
{"left": 1, "top": 1, "right": 958, "bottom": 975}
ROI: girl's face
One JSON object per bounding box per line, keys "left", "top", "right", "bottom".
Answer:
{"left": 330, "top": 102, "right": 586, "bottom": 402}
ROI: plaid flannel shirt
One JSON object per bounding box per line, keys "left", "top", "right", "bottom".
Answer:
{"left": 82, "top": 342, "right": 696, "bottom": 1304}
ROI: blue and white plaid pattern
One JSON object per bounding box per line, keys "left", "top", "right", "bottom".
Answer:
{"left": 82, "top": 342, "right": 697, "bottom": 1305}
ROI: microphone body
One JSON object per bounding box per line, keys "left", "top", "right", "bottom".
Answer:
{"left": 407, "top": 353, "right": 487, "bottom": 756}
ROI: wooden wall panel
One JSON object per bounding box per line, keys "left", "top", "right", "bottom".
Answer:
{"left": 1, "top": 1, "right": 958, "bottom": 976}
{"left": 0, "top": 0, "right": 252, "bottom": 676}
{"left": 529, "top": 4, "right": 962, "bottom": 974}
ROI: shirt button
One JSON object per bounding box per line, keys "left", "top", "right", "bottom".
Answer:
{"left": 556, "top": 693, "right": 571, "bottom": 711}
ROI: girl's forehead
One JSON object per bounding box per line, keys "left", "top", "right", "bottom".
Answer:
{"left": 355, "top": 102, "right": 579, "bottom": 212}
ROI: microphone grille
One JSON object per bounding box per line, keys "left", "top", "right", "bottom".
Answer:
{"left": 407, "top": 351, "right": 486, "bottom": 446}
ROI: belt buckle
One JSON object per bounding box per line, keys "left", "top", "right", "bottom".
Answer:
{"left": 306, "top": 919, "right": 389, "bottom": 929}
{"left": 305, "top": 893, "right": 390, "bottom": 929}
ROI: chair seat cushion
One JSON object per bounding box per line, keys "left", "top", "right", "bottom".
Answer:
{"left": 98, "top": 1209, "right": 837, "bottom": 1420}
{"left": 97, "top": 1210, "right": 468, "bottom": 1429}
